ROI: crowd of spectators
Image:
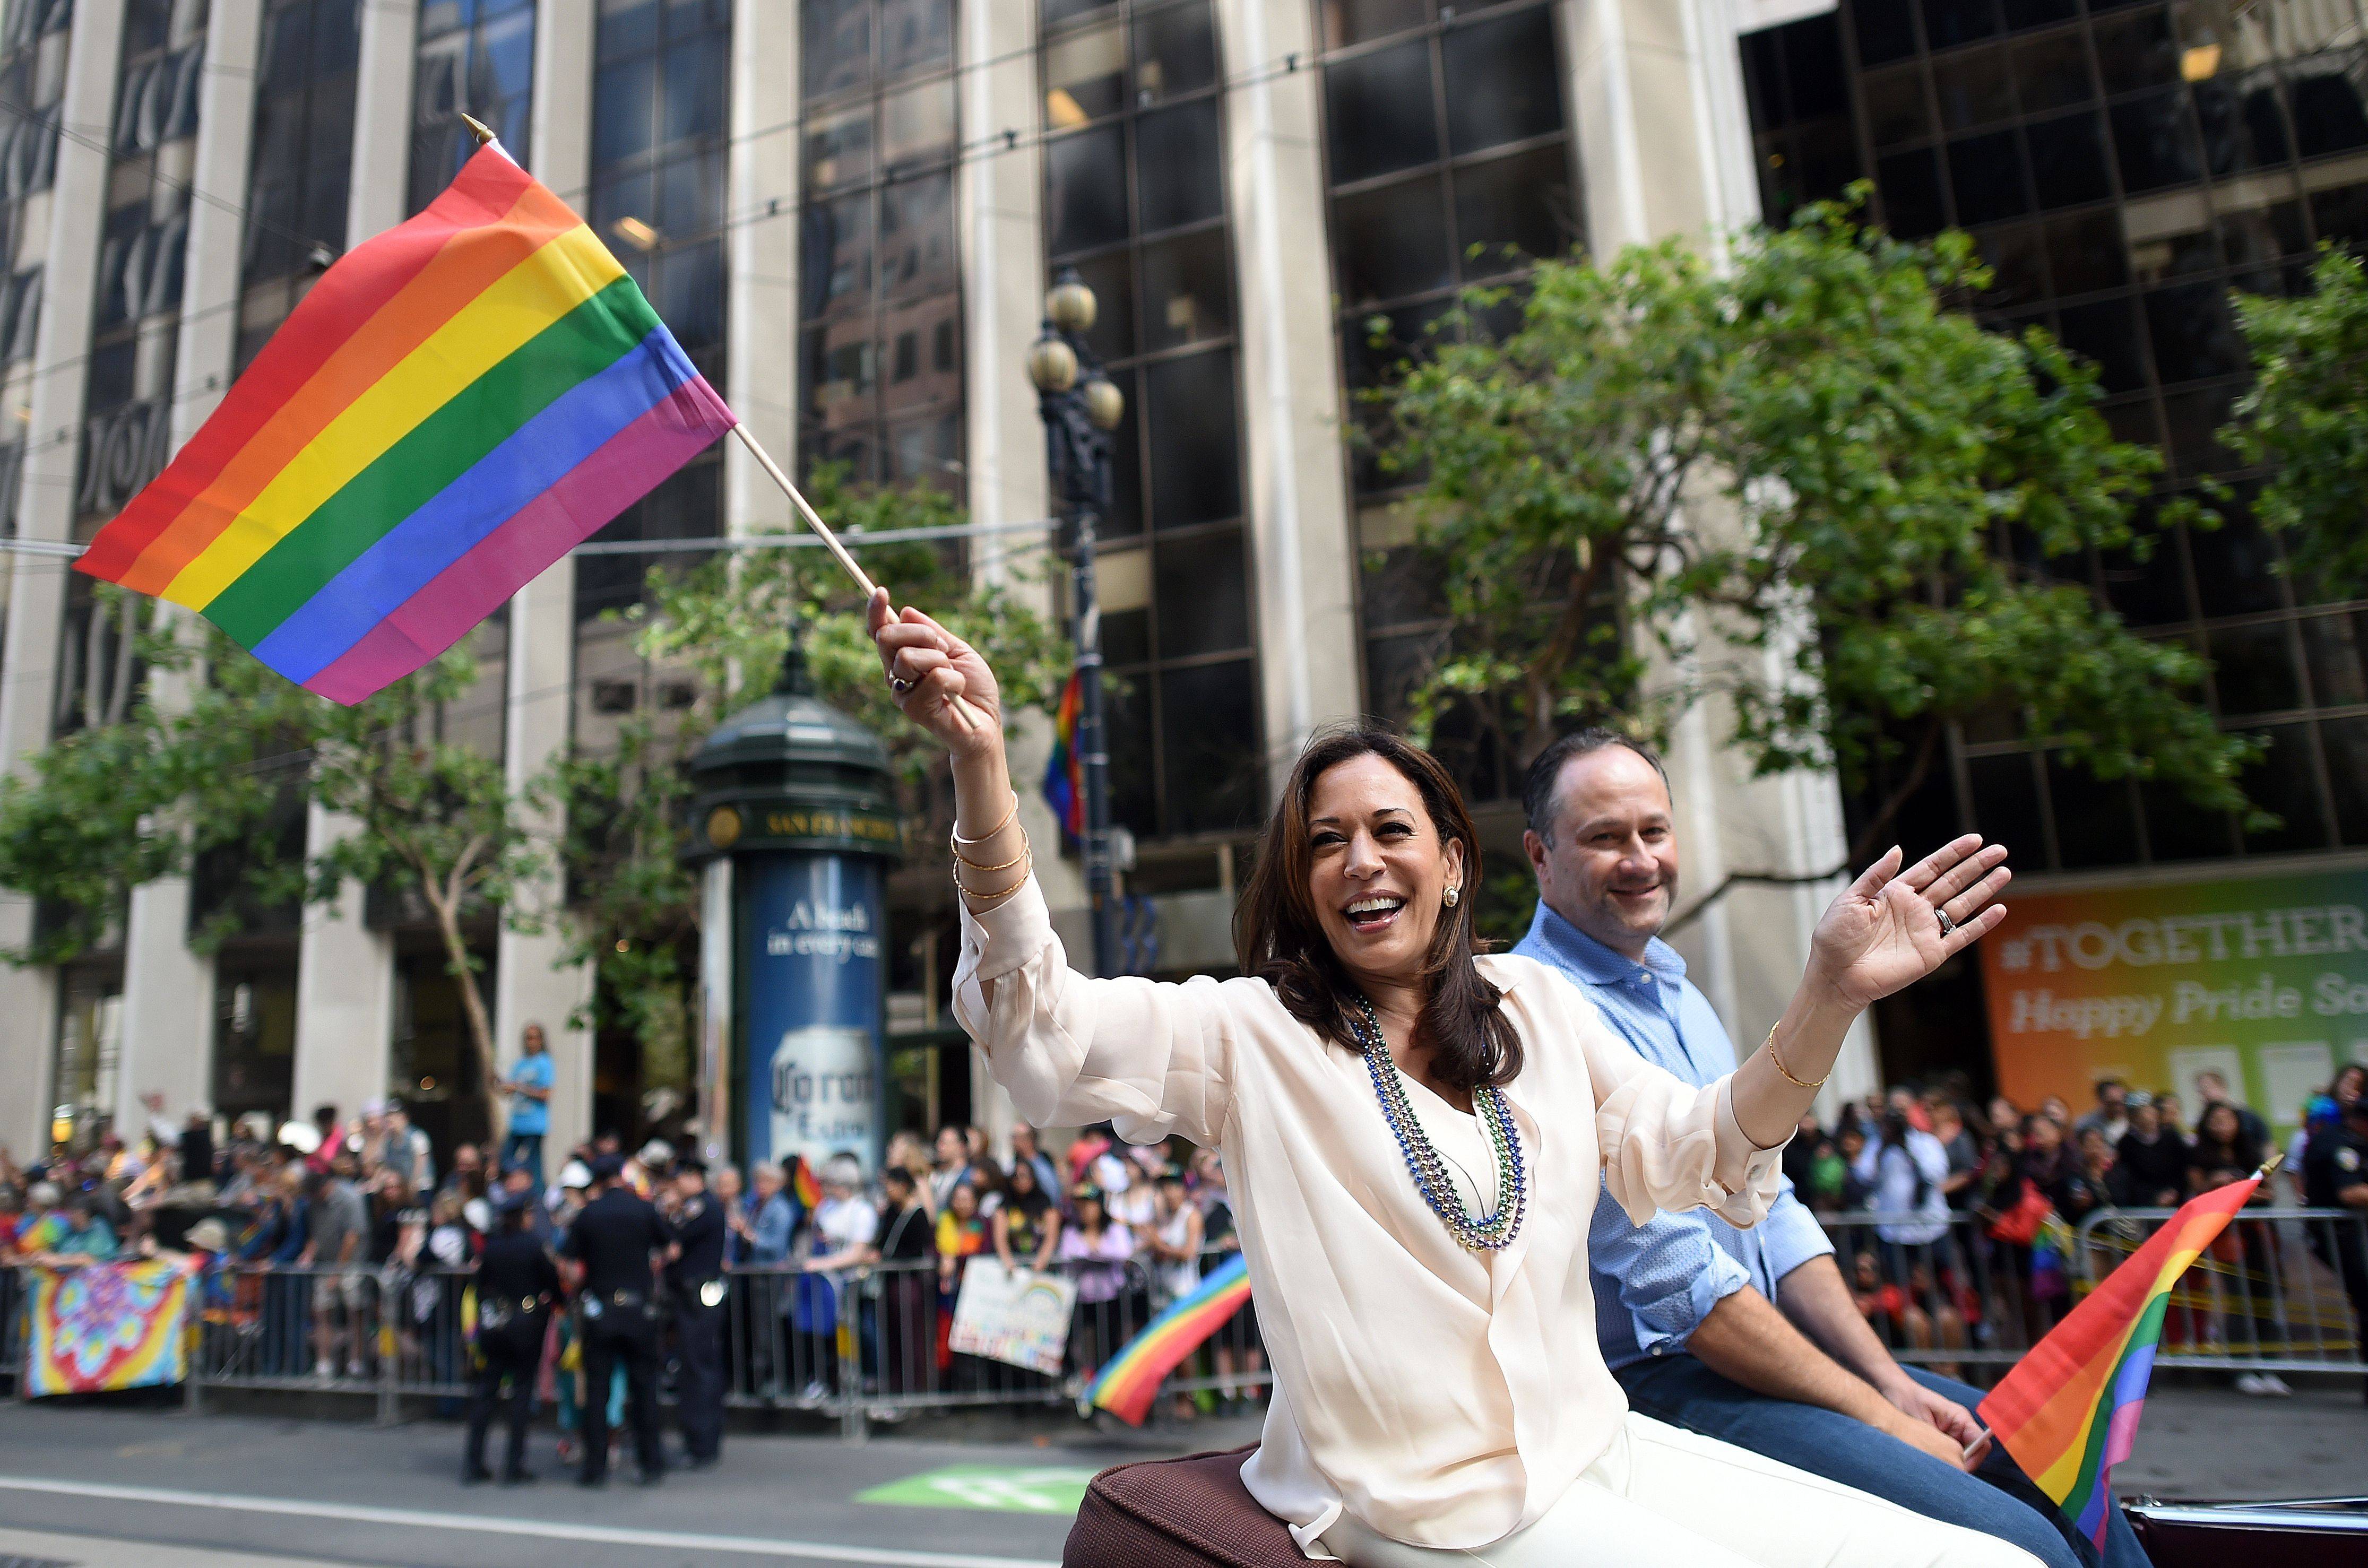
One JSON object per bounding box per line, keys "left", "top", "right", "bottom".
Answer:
{"left": 1779, "top": 1062, "right": 2368, "bottom": 1397}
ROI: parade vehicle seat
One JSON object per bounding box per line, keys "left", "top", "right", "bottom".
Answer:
{"left": 1066, "top": 1445, "right": 1302, "bottom": 1568}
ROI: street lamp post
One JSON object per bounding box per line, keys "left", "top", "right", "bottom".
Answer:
{"left": 1028, "top": 267, "right": 1125, "bottom": 978}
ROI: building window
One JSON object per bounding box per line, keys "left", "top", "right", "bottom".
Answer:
{"left": 573, "top": 0, "right": 731, "bottom": 748}
{"left": 1747, "top": 3, "right": 2368, "bottom": 872}
{"left": 0, "top": 0, "right": 73, "bottom": 374}
{"left": 1312, "top": 0, "right": 1583, "bottom": 796}
{"left": 1040, "top": 0, "right": 1260, "bottom": 840}
{"left": 798, "top": 0, "right": 961, "bottom": 490}
{"left": 409, "top": 0, "right": 533, "bottom": 216}
{"left": 236, "top": 0, "right": 361, "bottom": 370}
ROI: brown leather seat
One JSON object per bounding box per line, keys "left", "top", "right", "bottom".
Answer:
{"left": 1065, "top": 1445, "right": 1306, "bottom": 1568}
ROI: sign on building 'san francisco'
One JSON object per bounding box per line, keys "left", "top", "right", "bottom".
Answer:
{"left": 1980, "top": 868, "right": 2368, "bottom": 1138}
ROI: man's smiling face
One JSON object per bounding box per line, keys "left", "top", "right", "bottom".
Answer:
{"left": 1523, "top": 744, "right": 1678, "bottom": 959}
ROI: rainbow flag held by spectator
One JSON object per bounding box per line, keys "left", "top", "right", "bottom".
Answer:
{"left": 1042, "top": 668, "right": 1085, "bottom": 845}
{"left": 1086, "top": 1254, "right": 1250, "bottom": 1426}
{"left": 2028, "top": 1209, "right": 2073, "bottom": 1302}
{"left": 1977, "top": 1170, "right": 2265, "bottom": 1548}
{"left": 77, "top": 145, "right": 737, "bottom": 705}
{"left": 790, "top": 1152, "right": 822, "bottom": 1210}
{"left": 24, "top": 1259, "right": 196, "bottom": 1396}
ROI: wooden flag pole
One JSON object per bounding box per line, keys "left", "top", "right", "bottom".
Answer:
{"left": 730, "top": 423, "right": 877, "bottom": 599}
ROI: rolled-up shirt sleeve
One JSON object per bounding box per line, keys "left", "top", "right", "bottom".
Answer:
{"left": 1589, "top": 1198, "right": 1753, "bottom": 1357}
{"left": 1760, "top": 1180, "right": 1836, "bottom": 1286}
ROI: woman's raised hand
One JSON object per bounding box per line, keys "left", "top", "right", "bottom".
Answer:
{"left": 868, "top": 587, "right": 1003, "bottom": 760}
{"left": 1806, "top": 835, "right": 2011, "bottom": 1012}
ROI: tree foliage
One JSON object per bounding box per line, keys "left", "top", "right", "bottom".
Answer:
{"left": 1372, "top": 197, "right": 2260, "bottom": 864}
{"left": 2223, "top": 246, "right": 2368, "bottom": 600}
{"left": 548, "top": 464, "right": 1069, "bottom": 1060}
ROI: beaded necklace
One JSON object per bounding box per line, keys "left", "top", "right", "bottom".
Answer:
{"left": 1348, "top": 993, "right": 1527, "bottom": 1252}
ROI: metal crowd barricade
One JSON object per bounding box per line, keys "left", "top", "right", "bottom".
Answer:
{"left": 1815, "top": 1212, "right": 2041, "bottom": 1373}
{"left": 1, "top": 1263, "right": 21, "bottom": 1398}
{"left": 2071, "top": 1206, "right": 2367, "bottom": 1375}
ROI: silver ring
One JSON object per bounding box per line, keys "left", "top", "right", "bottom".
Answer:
{"left": 1935, "top": 906, "right": 1957, "bottom": 938}
{"left": 889, "top": 675, "right": 913, "bottom": 697}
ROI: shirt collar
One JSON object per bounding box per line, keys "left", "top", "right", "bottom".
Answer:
{"left": 1524, "top": 900, "right": 1687, "bottom": 988}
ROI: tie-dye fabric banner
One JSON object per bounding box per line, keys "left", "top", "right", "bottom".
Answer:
{"left": 24, "top": 1259, "right": 195, "bottom": 1396}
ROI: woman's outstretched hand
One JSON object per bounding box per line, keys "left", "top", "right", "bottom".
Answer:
{"left": 1806, "top": 835, "right": 2011, "bottom": 1012}
{"left": 868, "top": 588, "right": 1002, "bottom": 760}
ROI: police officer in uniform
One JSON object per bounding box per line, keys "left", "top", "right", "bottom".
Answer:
{"left": 2303, "top": 1092, "right": 2368, "bottom": 1404}
{"left": 558, "top": 1153, "right": 675, "bottom": 1486}
{"left": 665, "top": 1156, "right": 729, "bottom": 1467}
{"left": 464, "top": 1190, "right": 560, "bottom": 1485}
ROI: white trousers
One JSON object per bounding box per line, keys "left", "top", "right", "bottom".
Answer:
{"left": 1319, "top": 1413, "right": 2048, "bottom": 1568}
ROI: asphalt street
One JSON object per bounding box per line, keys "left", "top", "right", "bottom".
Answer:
{"left": 0, "top": 1379, "right": 2355, "bottom": 1567}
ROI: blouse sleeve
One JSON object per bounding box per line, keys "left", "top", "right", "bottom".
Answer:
{"left": 1546, "top": 971, "right": 1790, "bottom": 1229}
{"left": 954, "top": 875, "right": 1235, "bottom": 1149}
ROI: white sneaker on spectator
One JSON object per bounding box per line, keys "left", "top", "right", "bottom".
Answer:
{"left": 313, "top": 1360, "right": 334, "bottom": 1381}
{"left": 2255, "top": 1372, "right": 2292, "bottom": 1396}
{"left": 345, "top": 1360, "right": 367, "bottom": 1379}
{"left": 795, "top": 1379, "right": 829, "bottom": 1409}
{"left": 2234, "top": 1373, "right": 2271, "bottom": 1396}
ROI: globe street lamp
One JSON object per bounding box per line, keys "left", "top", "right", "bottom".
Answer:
{"left": 1029, "top": 266, "right": 1125, "bottom": 978}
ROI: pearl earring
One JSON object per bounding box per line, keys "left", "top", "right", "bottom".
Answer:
{"left": 1444, "top": 885, "right": 1460, "bottom": 907}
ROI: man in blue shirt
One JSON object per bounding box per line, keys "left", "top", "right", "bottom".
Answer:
{"left": 1513, "top": 730, "right": 2146, "bottom": 1568}
{"left": 495, "top": 1023, "right": 555, "bottom": 1182}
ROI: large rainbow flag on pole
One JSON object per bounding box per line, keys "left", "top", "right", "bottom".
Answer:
{"left": 77, "top": 144, "right": 737, "bottom": 704}
{"left": 1086, "top": 1253, "right": 1251, "bottom": 1426}
{"left": 1976, "top": 1168, "right": 2265, "bottom": 1548}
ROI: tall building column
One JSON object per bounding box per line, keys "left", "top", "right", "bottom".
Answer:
{"left": 488, "top": 0, "right": 597, "bottom": 1165}
{"left": 290, "top": 0, "right": 418, "bottom": 1123}
{"left": 723, "top": 0, "right": 796, "bottom": 532}
{"left": 114, "top": 0, "right": 268, "bottom": 1130}
{"left": 0, "top": 0, "right": 128, "bottom": 1154}
{"left": 1215, "top": 0, "right": 1360, "bottom": 765}
{"left": 1559, "top": 0, "right": 1874, "bottom": 1104}
{"left": 957, "top": 0, "right": 1057, "bottom": 1140}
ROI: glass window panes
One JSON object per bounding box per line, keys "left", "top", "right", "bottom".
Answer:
{"left": 798, "top": 0, "right": 960, "bottom": 490}
{"left": 238, "top": 1, "right": 359, "bottom": 368}
{"left": 1441, "top": 6, "right": 1561, "bottom": 155}
{"left": 409, "top": 2, "right": 534, "bottom": 216}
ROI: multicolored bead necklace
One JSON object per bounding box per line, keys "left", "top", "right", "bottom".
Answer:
{"left": 1348, "top": 993, "right": 1528, "bottom": 1252}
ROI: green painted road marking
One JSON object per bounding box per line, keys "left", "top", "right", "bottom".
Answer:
{"left": 855, "top": 1466, "right": 1103, "bottom": 1515}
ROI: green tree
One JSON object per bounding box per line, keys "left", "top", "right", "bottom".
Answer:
{"left": 1372, "top": 198, "right": 2260, "bottom": 867}
{"left": 549, "top": 464, "right": 1070, "bottom": 1061}
{"left": 2223, "top": 246, "right": 2368, "bottom": 600}
{"left": 0, "top": 595, "right": 540, "bottom": 1134}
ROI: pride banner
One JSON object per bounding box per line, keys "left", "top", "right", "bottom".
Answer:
{"left": 23, "top": 1259, "right": 196, "bottom": 1396}
{"left": 1978, "top": 867, "right": 2368, "bottom": 1137}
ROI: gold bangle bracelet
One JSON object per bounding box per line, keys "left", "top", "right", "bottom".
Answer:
{"left": 1764, "top": 1023, "right": 1829, "bottom": 1090}
{"left": 952, "top": 838, "right": 1029, "bottom": 873}
{"left": 951, "top": 791, "right": 1019, "bottom": 848}
{"left": 952, "top": 840, "right": 1031, "bottom": 902}
{"left": 958, "top": 864, "right": 1034, "bottom": 913}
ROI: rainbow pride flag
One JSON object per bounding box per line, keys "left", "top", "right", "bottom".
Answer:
{"left": 790, "top": 1151, "right": 822, "bottom": 1210}
{"left": 1042, "top": 668, "right": 1085, "bottom": 844}
{"left": 78, "top": 145, "right": 736, "bottom": 704}
{"left": 1087, "top": 1253, "right": 1250, "bottom": 1426}
{"left": 1977, "top": 1171, "right": 2262, "bottom": 1547}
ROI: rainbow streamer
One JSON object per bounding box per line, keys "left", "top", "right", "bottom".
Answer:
{"left": 1087, "top": 1254, "right": 1251, "bottom": 1427}
{"left": 1042, "top": 669, "right": 1085, "bottom": 844}
{"left": 78, "top": 145, "right": 736, "bottom": 705}
{"left": 791, "top": 1152, "right": 822, "bottom": 1210}
{"left": 1977, "top": 1173, "right": 2261, "bottom": 1547}
{"left": 24, "top": 1259, "right": 196, "bottom": 1396}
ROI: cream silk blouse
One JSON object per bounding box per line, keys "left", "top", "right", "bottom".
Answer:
{"left": 955, "top": 878, "right": 1787, "bottom": 1556}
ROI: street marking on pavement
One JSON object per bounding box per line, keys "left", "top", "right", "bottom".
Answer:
{"left": 855, "top": 1467, "right": 1101, "bottom": 1515}
{"left": 0, "top": 1475, "right": 1060, "bottom": 1568}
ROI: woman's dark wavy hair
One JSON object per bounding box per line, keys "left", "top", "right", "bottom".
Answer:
{"left": 1232, "top": 726, "right": 1523, "bottom": 1093}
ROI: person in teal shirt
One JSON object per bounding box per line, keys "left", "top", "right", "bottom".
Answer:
{"left": 41, "top": 1196, "right": 118, "bottom": 1262}
{"left": 496, "top": 1022, "right": 555, "bottom": 1181}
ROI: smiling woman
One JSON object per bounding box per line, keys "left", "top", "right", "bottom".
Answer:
{"left": 866, "top": 590, "right": 2024, "bottom": 1568}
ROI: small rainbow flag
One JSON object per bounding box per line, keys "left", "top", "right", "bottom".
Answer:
{"left": 1086, "top": 1253, "right": 1250, "bottom": 1426}
{"left": 1977, "top": 1170, "right": 2263, "bottom": 1547}
{"left": 78, "top": 145, "right": 736, "bottom": 704}
{"left": 1042, "top": 668, "right": 1085, "bottom": 844}
{"left": 790, "top": 1152, "right": 821, "bottom": 1210}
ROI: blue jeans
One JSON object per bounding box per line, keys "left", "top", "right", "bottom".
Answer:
{"left": 498, "top": 1130, "right": 543, "bottom": 1181}
{"left": 1614, "top": 1357, "right": 2150, "bottom": 1568}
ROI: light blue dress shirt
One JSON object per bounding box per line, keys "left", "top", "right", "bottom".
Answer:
{"left": 1514, "top": 902, "right": 1834, "bottom": 1371}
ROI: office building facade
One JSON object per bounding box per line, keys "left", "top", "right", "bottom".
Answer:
{"left": 0, "top": 0, "right": 1877, "bottom": 1164}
